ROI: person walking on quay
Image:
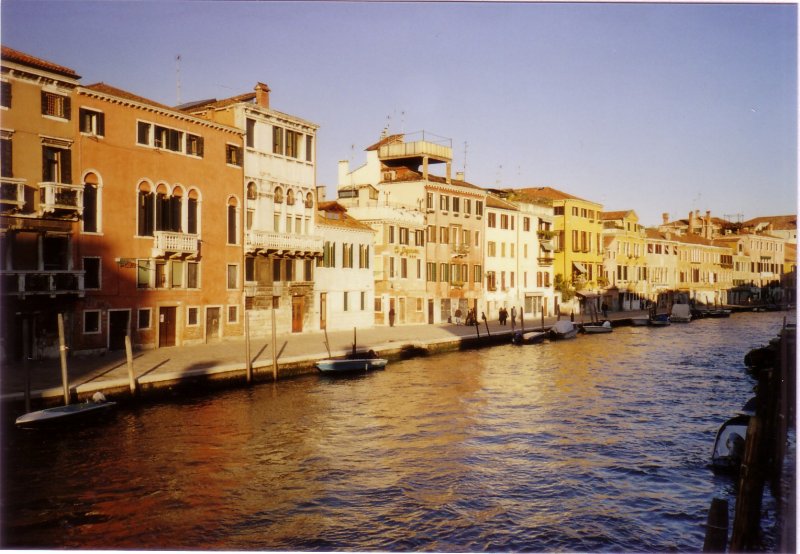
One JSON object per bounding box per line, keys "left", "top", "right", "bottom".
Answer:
{"left": 511, "top": 306, "right": 517, "bottom": 326}
{"left": 601, "top": 301, "right": 608, "bottom": 319}
{"left": 455, "top": 308, "right": 463, "bottom": 325}
{"left": 499, "top": 308, "right": 507, "bottom": 325}
{"left": 389, "top": 308, "right": 396, "bottom": 327}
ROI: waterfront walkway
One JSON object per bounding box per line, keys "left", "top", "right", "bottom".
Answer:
{"left": 2, "top": 310, "right": 650, "bottom": 409}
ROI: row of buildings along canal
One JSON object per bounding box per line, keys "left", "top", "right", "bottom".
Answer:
{"left": 1, "top": 44, "right": 796, "bottom": 363}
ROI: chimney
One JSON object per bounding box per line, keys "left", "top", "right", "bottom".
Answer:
{"left": 315, "top": 185, "right": 326, "bottom": 203}
{"left": 456, "top": 171, "right": 465, "bottom": 181}
{"left": 254, "top": 82, "right": 270, "bottom": 109}
{"left": 705, "top": 210, "right": 712, "bottom": 239}
{"left": 338, "top": 160, "right": 350, "bottom": 186}
{"left": 662, "top": 213, "right": 669, "bottom": 224}
{"left": 688, "top": 210, "right": 696, "bottom": 235}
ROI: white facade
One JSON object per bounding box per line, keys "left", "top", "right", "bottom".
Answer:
{"left": 315, "top": 205, "right": 376, "bottom": 331}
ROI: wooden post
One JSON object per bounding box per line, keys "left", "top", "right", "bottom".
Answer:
{"left": 702, "top": 497, "right": 728, "bottom": 552}
{"left": 271, "top": 297, "right": 278, "bottom": 382}
{"left": 353, "top": 327, "right": 357, "bottom": 357}
{"left": 323, "top": 326, "right": 331, "bottom": 358}
{"left": 474, "top": 315, "right": 480, "bottom": 338}
{"left": 541, "top": 310, "right": 545, "bottom": 332}
{"left": 520, "top": 309, "right": 525, "bottom": 332}
{"left": 125, "top": 334, "right": 137, "bottom": 395}
{"left": 482, "top": 312, "right": 490, "bottom": 336}
{"left": 23, "top": 322, "right": 30, "bottom": 413}
{"left": 57, "top": 313, "right": 69, "bottom": 405}
{"left": 244, "top": 310, "right": 252, "bottom": 384}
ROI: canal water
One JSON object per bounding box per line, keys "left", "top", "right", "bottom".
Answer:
{"left": 1, "top": 312, "right": 792, "bottom": 551}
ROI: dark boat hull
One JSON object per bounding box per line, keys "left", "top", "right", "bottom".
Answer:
{"left": 15, "top": 401, "right": 117, "bottom": 429}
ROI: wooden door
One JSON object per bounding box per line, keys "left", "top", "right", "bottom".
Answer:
{"left": 428, "top": 299, "right": 434, "bottom": 324}
{"left": 108, "top": 310, "right": 129, "bottom": 351}
{"left": 158, "top": 307, "right": 176, "bottom": 347}
{"left": 292, "top": 296, "right": 303, "bottom": 333}
{"left": 319, "top": 293, "right": 327, "bottom": 330}
{"left": 205, "top": 307, "right": 220, "bottom": 343}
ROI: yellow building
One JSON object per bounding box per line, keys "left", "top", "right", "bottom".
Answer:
{"left": 516, "top": 187, "right": 604, "bottom": 299}
{"left": 600, "top": 210, "right": 647, "bottom": 310}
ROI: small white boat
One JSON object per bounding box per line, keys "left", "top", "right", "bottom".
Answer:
{"left": 581, "top": 321, "right": 613, "bottom": 334}
{"left": 711, "top": 415, "right": 749, "bottom": 472}
{"left": 316, "top": 358, "right": 388, "bottom": 373}
{"left": 511, "top": 330, "right": 548, "bottom": 345}
{"left": 549, "top": 320, "right": 578, "bottom": 340}
{"left": 16, "top": 395, "right": 117, "bottom": 429}
{"left": 670, "top": 304, "right": 692, "bottom": 323}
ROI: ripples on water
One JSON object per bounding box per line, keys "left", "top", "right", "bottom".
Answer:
{"left": 1, "top": 312, "right": 792, "bottom": 551}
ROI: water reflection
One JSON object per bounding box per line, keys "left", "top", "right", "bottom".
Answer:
{"left": 2, "top": 312, "right": 790, "bottom": 551}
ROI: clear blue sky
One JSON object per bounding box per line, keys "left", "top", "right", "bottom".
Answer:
{"left": 2, "top": 1, "right": 796, "bottom": 226}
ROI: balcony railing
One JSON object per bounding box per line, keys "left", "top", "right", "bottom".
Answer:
{"left": 2, "top": 270, "right": 85, "bottom": 298}
{"left": 152, "top": 231, "right": 199, "bottom": 258}
{"left": 246, "top": 230, "right": 323, "bottom": 256}
{"left": 1, "top": 178, "right": 26, "bottom": 211}
{"left": 39, "top": 182, "right": 83, "bottom": 216}
{"left": 538, "top": 256, "right": 555, "bottom": 266}
{"left": 378, "top": 140, "right": 452, "bottom": 163}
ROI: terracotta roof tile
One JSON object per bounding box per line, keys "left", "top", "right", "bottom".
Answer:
{"left": 1, "top": 45, "right": 80, "bottom": 79}
{"left": 83, "top": 82, "right": 176, "bottom": 111}
{"left": 600, "top": 210, "right": 635, "bottom": 220}
{"left": 514, "top": 186, "right": 600, "bottom": 206}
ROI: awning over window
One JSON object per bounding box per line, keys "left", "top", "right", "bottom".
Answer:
{"left": 573, "top": 261, "right": 588, "bottom": 274}
{"left": 540, "top": 240, "right": 554, "bottom": 252}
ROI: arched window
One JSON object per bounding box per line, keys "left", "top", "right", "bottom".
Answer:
{"left": 187, "top": 189, "right": 199, "bottom": 234}
{"left": 137, "top": 182, "right": 154, "bottom": 237}
{"left": 247, "top": 182, "right": 257, "bottom": 200}
{"left": 274, "top": 187, "right": 284, "bottom": 204}
{"left": 155, "top": 184, "right": 170, "bottom": 232}
{"left": 287, "top": 189, "right": 295, "bottom": 206}
{"left": 83, "top": 172, "right": 100, "bottom": 233}
{"left": 227, "top": 197, "right": 239, "bottom": 245}
{"left": 305, "top": 192, "right": 314, "bottom": 209}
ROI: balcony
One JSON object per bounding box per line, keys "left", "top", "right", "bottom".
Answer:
{"left": 38, "top": 182, "right": 83, "bottom": 216}
{"left": 152, "top": 231, "right": 199, "bottom": 258}
{"left": 1, "top": 178, "right": 26, "bottom": 211}
{"left": 2, "top": 270, "right": 85, "bottom": 298}
{"left": 378, "top": 140, "right": 452, "bottom": 164}
{"left": 450, "top": 243, "right": 470, "bottom": 258}
{"left": 246, "top": 229, "right": 323, "bottom": 257}
{"left": 538, "top": 256, "right": 555, "bottom": 266}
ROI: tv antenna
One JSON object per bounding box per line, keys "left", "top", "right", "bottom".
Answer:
{"left": 175, "top": 54, "right": 182, "bottom": 105}
{"left": 463, "top": 141, "right": 468, "bottom": 180}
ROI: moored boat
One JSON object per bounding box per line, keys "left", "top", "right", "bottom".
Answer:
{"left": 711, "top": 414, "right": 749, "bottom": 472}
{"left": 549, "top": 320, "right": 578, "bottom": 340}
{"left": 670, "top": 304, "right": 692, "bottom": 323}
{"left": 581, "top": 320, "right": 613, "bottom": 334}
{"left": 511, "top": 330, "right": 548, "bottom": 345}
{"left": 316, "top": 358, "right": 388, "bottom": 373}
{"left": 648, "top": 313, "right": 671, "bottom": 327}
{"left": 16, "top": 394, "right": 117, "bottom": 429}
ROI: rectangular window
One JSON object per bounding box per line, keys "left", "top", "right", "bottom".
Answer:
{"left": 554, "top": 206, "right": 564, "bottom": 215}
{"left": 306, "top": 135, "right": 313, "bottom": 162}
{"left": 360, "top": 291, "right": 366, "bottom": 310}
{"left": 42, "top": 146, "right": 71, "bottom": 183}
{"left": 187, "top": 307, "right": 199, "bottom": 326}
{"left": 83, "top": 257, "right": 101, "bottom": 289}
{"left": 187, "top": 262, "right": 199, "bottom": 288}
{"left": 427, "top": 262, "right": 437, "bottom": 282}
{"left": 41, "top": 91, "right": 70, "bottom": 119}
{"left": 137, "top": 259, "right": 152, "bottom": 288}
{"left": 79, "top": 108, "right": 105, "bottom": 136}
{"left": 343, "top": 243, "right": 354, "bottom": 268}
{"left": 226, "top": 144, "right": 242, "bottom": 166}
{"left": 427, "top": 225, "right": 436, "bottom": 243}
{"left": 440, "top": 195, "right": 450, "bottom": 211}
{"left": 228, "top": 305, "right": 238, "bottom": 323}
{"left": 1, "top": 137, "right": 11, "bottom": 177}
{"left": 476, "top": 201, "right": 483, "bottom": 216}
{"left": 286, "top": 130, "right": 300, "bottom": 158}
{"left": 343, "top": 291, "right": 349, "bottom": 311}
{"left": 246, "top": 118, "right": 256, "bottom": 148}
{"left": 138, "top": 308, "right": 151, "bottom": 330}
{"left": 359, "top": 244, "right": 370, "bottom": 269}
{"left": 464, "top": 198, "right": 472, "bottom": 215}
{"left": 488, "top": 241, "right": 496, "bottom": 257}
{"left": 399, "top": 227, "right": 409, "bottom": 245}
{"left": 0, "top": 81, "right": 10, "bottom": 108}
{"left": 440, "top": 263, "right": 449, "bottom": 282}
{"left": 285, "top": 259, "right": 294, "bottom": 281}
{"left": 186, "top": 134, "right": 204, "bottom": 157}
{"left": 439, "top": 226, "right": 449, "bottom": 244}
{"left": 415, "top": 230, "right": 425, "bottom": 246}
{"left": 83, "top": 310, "right": 100, "bottom": 334}
{"left": 227, "top": 264, "right": 238, "bottom": 289}
{"left": 401, "top": 257, "right": 408, "bottom": 278}
{"left": 452, "top": 197, "right": 460, "bottom": 213}
{"left": 155, "top": 262, "right": 167, "bottom": 288}
{"left": 389, "top": 225, "right": 396, "bottom": 244}
{"left": 137, "top": 121, "right": 151, "bottom": 145}
{"left": 272, "top": 126, "right": 284, "bottom": 155}
{"left": 500, "top": 214, "right": 508, "bottom": 229}
{"left": 426, "top": 192, "right": 434, "bottom": 210}
{"left": 171, "top": 260, "right": 184, "bottom": 288}
{"left": 523, "top": 217, "right": 531, "bottom": 232}
{"left": 488, "top": 213, "right": 496, "bottom": 228}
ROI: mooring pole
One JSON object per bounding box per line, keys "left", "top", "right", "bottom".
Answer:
{"left": 353, "top": 327, "right": 357, "bottom": 357}
{"left": 520, "top": 309, "right": 524, "bottom": 332}
{"left": 23, "top": 322, "right": 30, "bottom": 413}
{"left": 482, "top": 312, "right": 490, "bottom": 337}
{"left": 244, "top": 310, "right": 252, "bottom": 384}
{"left": 323, "top": 326, "right": 331, "bottom": 358}
{"left": 271, "top": 297, "right": 278, "bottom": 382}
{"left": 57, "top": 313, "right": 69, "bottom": 405}
{"left": 125, "top": 333, "right": 137, "bottom": 395}
{"left": 702, "top": 497, "right": 728, "bottom": 552}
{"left": 541, "top": 310, "right": 545, "bottom": 332}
